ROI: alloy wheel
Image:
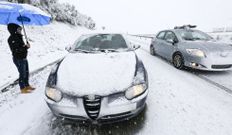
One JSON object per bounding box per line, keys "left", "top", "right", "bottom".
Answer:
{"left": 150, "top": 46, "right": 155, "bottom": 56}
{"left": 173, "top": 54, "right": 184, "bottom": 69}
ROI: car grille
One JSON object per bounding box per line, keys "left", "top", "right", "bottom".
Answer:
{"left": 83, "top": 95, "right": 101, "bottom": 120}
{"left": 211, "top": 64, "right": 232, "bottom": 69}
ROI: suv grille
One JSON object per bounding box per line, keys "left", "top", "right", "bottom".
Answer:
{"left": 83, "top": 95, "right": 101, "bottom": 120}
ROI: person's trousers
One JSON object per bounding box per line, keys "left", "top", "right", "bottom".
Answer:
{"left": 13, "top": 57, "right": 29, "bottom": 89}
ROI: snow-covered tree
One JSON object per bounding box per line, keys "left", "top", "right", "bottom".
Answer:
{"left": 7, "top": 0, "right": 96, "bottom": 30}
{"left": 34, "top": 0, "right": 96, "bottom": 29}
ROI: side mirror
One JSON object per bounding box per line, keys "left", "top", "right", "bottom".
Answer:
{"left": 133, "top": 44, "right": 141, "bottom": 50}
{"left": 166, "top": 38, "right": 178, "bottom": 45}
{"left": 65, "top": 45, "right": 72, "bottom": 52}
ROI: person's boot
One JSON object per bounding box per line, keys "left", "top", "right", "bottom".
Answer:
{"left": 26, "top": 86, "right": 36, "bottom": 90}
{"left": 20, "top": 87, "right": 32, "bottom": 94}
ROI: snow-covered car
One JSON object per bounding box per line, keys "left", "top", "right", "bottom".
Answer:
{"left": 150, "top": 25, "right": 232, "bottom": 71}
{"left": 45, "top": 34, "right": 148, "bottom": 124}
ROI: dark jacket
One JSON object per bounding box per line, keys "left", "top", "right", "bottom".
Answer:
{"left": 7, "top": 23, "right": 28, "bottom": 59}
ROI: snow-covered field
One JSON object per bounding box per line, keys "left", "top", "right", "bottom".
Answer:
{"left": 1, "top": 24, "right": 232, "bottom": 135}
{"left": 210, "top": 32, "right": 232, "bottom": 44}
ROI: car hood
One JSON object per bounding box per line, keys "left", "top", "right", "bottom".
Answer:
{"left": 56, "top": 51, "right": 137, "bottom": 96}
{"left": 181, "top": 40, "right": 232, "bottom": 53}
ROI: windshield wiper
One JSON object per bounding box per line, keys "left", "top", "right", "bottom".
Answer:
{"left": 99, "top": 49, "right": 119, "bottom": 53}
{"left": 74, "top": 49, "right": 92, "bottom": 53}
{"left": 184, "top": 38, "right": 195, "bottom": 41}
{"left": 192, "top": 37, "right": 203, "bottom": 41}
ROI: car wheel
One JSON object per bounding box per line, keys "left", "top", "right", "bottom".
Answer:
{"left": 150, "top": 45, "right": 156, "bottom": 56}
{"left": 173, "top": 53, "right": 184, "bottom": 69}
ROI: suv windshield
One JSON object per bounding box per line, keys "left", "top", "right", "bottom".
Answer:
{"left": 74, "top": 34, "right": 128, "bottom": 52}
{"left": 179, "top": 30, "right": 213, "bottom": 41}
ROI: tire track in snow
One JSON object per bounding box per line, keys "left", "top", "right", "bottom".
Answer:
{"left": 0, "top": 66, "right": 53, "bottom": 135}
{"left": 194, "top": 73, "right": 232, "bottom": 95}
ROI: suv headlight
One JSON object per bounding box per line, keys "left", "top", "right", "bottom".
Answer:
{"left": 125, "top": 84, "right": 147, "bottom": 100}
{"left": 186, "top": 49, "right": 206, "bottom": 57}
{"left": 45, "top": 87, "right": 63, "bottom": 102}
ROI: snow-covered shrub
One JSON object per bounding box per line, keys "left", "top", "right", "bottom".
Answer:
{"left": 32, "top": 0, "right": 95, "bottom": 29}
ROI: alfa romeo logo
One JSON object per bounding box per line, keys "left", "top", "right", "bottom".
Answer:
{"left": 87, "top": 95, "right": 95, "bottom": 100}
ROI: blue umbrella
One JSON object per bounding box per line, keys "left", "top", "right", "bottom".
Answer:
{"left": 0, "top": 1, "right": 51, "bottom": 42}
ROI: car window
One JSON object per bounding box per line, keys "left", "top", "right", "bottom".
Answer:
{"left": 75, "top": 34, "right": 128, "bottom": 51}
{"left": 179, "top": 30, "right": 212, "bottom": 41}
{"left": 156, "top": 31, "right": 166, "bottom": 39}
{"left": 164, "top": 31, "right": 177, "bottom": 41}
{"left": 75, "top": 34, "right": 128, "bottom": 52}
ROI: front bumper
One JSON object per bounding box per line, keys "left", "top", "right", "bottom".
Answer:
{"left": 45, "top": 90, "right": 148, "bottom": 124}
{"left": 184, "top": 53, "right": 232, "bottom": 71}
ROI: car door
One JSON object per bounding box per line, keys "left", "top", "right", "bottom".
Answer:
{"left": 162, "top": 31, "right": 178, "bottom": 60}
{"left": 153, "top": 31, "right": 166, "bottom": 56}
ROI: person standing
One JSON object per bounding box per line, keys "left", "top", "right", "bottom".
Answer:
{"left": 7, "top": 23, "right": 35, "bottom": 94}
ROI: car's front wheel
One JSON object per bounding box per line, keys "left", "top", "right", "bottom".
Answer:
{"left": 150, "top": 45, "right": 156, "bottom": 56}
{"left": 173, "top": 53, "right": 184, "bottom": 69}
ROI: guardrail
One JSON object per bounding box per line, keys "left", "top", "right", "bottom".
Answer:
{"left": 130, "top": 34, "right": 154, "bottom": 39}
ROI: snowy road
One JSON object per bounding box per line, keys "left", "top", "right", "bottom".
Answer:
{"left": 1, "top": 40, "right": 232, "bottom": 135}
{"left": 0, "top": 49, "right": 232, "bottom": 135}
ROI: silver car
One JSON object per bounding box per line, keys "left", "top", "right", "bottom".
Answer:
{"left": 45, "top": 34, "right": 148, "bottom": 124}
{"left": 150, "top": 25, "right": 232, "bottom": 71}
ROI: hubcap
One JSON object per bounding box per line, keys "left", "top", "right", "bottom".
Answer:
{"left": 150, "top": 47, "right": 154, "bottom": 54}
{"left": 174, "top": 55, "right": 182, "bottom": 68}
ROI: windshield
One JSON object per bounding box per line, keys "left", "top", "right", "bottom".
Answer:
{"left": 74, "top": 34, "right": 129, "bottom": 52}
{"left": 179, "top": 30, "right": 213, "bottom": 41}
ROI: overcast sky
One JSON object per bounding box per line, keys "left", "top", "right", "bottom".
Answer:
{"left": 60, "top": 0, "right": 232, "bottom": 34}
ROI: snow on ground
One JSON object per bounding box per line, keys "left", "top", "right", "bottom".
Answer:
{"left": 0, "top": 22, "right": 91, "bottom": 135}
{"left": 210, "top": 32, "right": 232, "bottom": 44}
{"left": 1, "top": 27, "right": 232, "bottom": 135}
{"left": 0, "top": 22, "right": 90, "bottom": 89}
{"left": 1, "top": 48, "right": 232, "bottom": 135}
{"left": 1, "top": 32, "right": 232, "bottom": 134}
{"left": 126, "top": 35, "right": 152, "bottom": 51}
{"left": 136, "top": 49, "right": 232, "bottom": 135}
{"left": 0, "top": 67, "right": 51, "bottom": 135}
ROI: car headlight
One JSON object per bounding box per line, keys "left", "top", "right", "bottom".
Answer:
{"left": 125, "top": 84, "right": 147, "bottom": 100}
{"left": 186, "top": 49, "right": 206, "bottom": 57}
{"left": 45, "top": 87, "right": 63, "bottom": 102}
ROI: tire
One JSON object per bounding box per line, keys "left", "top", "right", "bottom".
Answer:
{"left": 150, "top": 45, "right": 156, "bottom": 56}
{"left": 173, "top": 53, "right": 184, "bottom": 69}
